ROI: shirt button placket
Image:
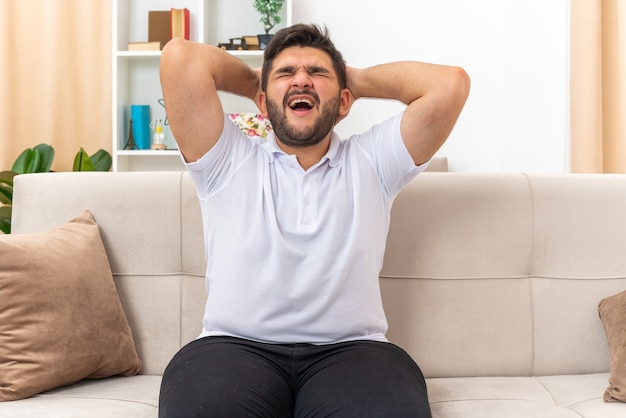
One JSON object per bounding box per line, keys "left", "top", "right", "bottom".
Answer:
{"left": 301, "top": 175, "right": 315, "bottom": 226}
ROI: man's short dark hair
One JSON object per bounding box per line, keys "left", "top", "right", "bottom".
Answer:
{"left": 262, "top": 24, "right": 347, "bottom": 91}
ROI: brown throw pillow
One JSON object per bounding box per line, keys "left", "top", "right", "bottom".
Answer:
{"left": 0, "top": 210, "right": 141, "bottom": 401}
{"left": 598, "top": 289, "right": 626, "bottom": 403}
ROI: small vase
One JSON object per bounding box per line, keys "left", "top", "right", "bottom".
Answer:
{"left": 257, "top": 34, "right": 274, "bottom": 50}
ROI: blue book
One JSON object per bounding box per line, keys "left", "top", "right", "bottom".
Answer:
{"left": 131, "top": 105, "right": 151, "bottom": 149}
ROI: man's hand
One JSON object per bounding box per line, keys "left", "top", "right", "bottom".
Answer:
{"left": 333, "top": 66, "right": 357, "bottom": 126}
{"left": 252, "top": 67, "right": 264, "bottom": 110}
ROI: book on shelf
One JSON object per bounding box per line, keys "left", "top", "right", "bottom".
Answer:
{"left": 242, "top": 36, "right": 260, "bottom": 50}
{"left": 149, "top": 11, "right": 171, "bottom": 46}
{"left": 171, "top": 8, "right": 190, "bottom": 40}
{"left": 128, "top": 41, "right": 162, "bottom": 51}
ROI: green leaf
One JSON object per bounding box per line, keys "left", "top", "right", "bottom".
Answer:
{"left": 33, "top": 144, "right": 55, "bottom": 172}
{"left": 12, "top": 148, "right": 40, "bottom": 174}
{"left": 11, "top": 144, "right": 54, "bottom": 174}
{"left": 72, "top": 148, "right": 95, "bottom": 172}
{"left": 0, "top": 205, "right": 11, "bottom": 234}
{"left": 0, "top": 170, "right": 16, "bottom": 186}
{"left": 90, "top": 149, "right": 112, "bottom": 172}
{"left": 0, "top": 171, "right": 16, "bottom": 205}
{"left": 0, "top": 191, "right": 11, "bottom": 204}
{"left": 0, "top": 184, "right": 12, "bottom": 204}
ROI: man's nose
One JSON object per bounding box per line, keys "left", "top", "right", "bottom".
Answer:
{"left": 292, "top": 69, "right": 312, "bottom": 88}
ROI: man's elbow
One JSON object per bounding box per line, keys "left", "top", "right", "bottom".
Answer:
{"left": 449, "top": 66, "right": 471, "bottom": 105}
{"left": 160, "top": 38, "right": 188, "bottom": 77}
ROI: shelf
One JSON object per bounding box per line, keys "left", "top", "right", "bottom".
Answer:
{"left": 228, "top": 50, "right": 264, "bottom": 58}
{"left": 116, "top": 51, "right": 162, "bottom": 59}
{"left": 113, "top": 0, "right": 292, "bottom": 171}
{"left": 116, "top": 150, "right": 179, "bottom": 156}
{"left": 116, "top": 49, "right": 264, "bottom": 59}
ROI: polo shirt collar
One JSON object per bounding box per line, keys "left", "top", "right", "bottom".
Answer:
{"left": 264, "top": 130, "right": 343, "bottom": 168}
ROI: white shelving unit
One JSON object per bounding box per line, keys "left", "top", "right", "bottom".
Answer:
{"left": 112, "top": 0, "right": 292, "bottom": 171}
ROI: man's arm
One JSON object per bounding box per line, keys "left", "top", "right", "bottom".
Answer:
{"left": 160, "top": 39, "right": 261, "bottom": 163}
{"left": 347, "top": 62, "right": 470, "bottom": 166}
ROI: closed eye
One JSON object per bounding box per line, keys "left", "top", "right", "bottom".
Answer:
{"left": 307, "top": 66, "right": 330, "bottom": 77}
{"left": 274, "top": 66, "right": 296, "bottom": 78}
{"left": 272, "top": 65, "right": 331, "bottom": 79}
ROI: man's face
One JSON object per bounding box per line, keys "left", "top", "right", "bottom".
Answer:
{"left": 261, "top": 46, "right": 347, "bottom": 149}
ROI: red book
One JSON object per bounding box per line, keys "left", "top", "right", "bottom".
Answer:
{"left": 170, "top": 8, "right": 190, "bottom": 40}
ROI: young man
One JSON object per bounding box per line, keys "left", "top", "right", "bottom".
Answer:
{"left": 158, "top": 24, "right": 469, "bottom": 417}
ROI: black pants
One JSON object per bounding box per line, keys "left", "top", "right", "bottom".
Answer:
{"left": 159, "top": 336, "right": 431, "bottom": 418}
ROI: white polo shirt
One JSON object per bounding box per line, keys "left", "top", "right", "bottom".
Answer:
{"left": 186, "top": 112, "right": 428, "bottom": 344}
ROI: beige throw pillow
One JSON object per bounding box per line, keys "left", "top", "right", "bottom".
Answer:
{"left": 0, "top": 210, "right": 142, "bottom": 401}
{"left": 598, "top": 289, "right": 626, "bottom": 403}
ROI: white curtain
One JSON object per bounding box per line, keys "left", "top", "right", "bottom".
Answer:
{"left": 0, "top": 0, "right": 111, "bottom": 171}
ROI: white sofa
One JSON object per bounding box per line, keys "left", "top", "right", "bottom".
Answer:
{"left": 2, "top": 170, "right": 625, "bottom": 417}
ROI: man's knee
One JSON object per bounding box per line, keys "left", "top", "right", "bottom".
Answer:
{"left": 294, "top": 341, "right": 431, "bottom": 418}
{"left": 159, "top": 337, "right": 293, "bottom": 418}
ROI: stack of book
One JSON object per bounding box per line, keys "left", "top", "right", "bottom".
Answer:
{"left": 128, "top": 8, "right": 190, "bottom": 51}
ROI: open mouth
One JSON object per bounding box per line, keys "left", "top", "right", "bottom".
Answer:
{"left": 286, "top": 93, "right": 317, "bottom": 113}
{"left": 288, "top": 98, "right": 314, "bottom": 110}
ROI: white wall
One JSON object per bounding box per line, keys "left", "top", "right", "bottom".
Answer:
{"left": 292, "top": 0, "right": 570, "bottom": 173}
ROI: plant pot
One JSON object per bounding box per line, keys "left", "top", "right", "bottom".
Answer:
{"left": 257, "top": 34, "right": 273, "bottom": 50}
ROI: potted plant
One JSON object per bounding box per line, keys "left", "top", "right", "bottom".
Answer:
{"left": 254, "top": 0, "right": 284, "bottom": 50}
{"left": 0, "top": 144, "right": 112, "bottom": 234}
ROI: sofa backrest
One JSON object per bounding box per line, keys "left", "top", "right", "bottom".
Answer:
{"left": 12, "top": 172, "right": 205, "bottom": 376}
{"left": 11, "top": 172, "right": 626, "bottom": 378}
{"left": 382, "top": 173, "right": 626, "bottom": 378}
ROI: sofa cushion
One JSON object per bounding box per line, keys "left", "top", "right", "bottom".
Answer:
{"left": 598, "top": 289, "right": 626, "bottom": 402}
{"left": 0, "top": 375, "right": 161, "bottom": 417}
{"left": 427, "top": 373, "right": 620, "bottom": 417}
{"left": 0, "top": 210, "right": 142, "bottom": 401}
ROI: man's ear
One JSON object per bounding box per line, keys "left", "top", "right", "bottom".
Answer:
{"left": 335, "top": 88, "right": 353, "bottom": 124}
{"left": 257, "top": 91, "right": 268, "bottom": 117}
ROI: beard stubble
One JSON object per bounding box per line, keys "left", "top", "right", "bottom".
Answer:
{"left": 266, "top": 92, "right": 341, "bottom": 148}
